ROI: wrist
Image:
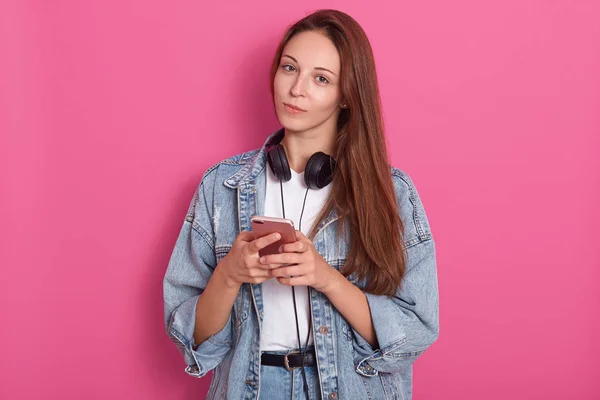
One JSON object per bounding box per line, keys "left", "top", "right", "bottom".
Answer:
{"left": 214, "top": 257, "right": 241, "bottom": 291}
{"left": 321, "top": 267, "right": 345, "bottom": 296}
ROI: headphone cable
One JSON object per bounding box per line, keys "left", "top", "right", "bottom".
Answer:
{"left": 280, "top": 181, "right": 311, "bottom": 399}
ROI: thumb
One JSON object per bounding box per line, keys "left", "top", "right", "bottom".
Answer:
{"left": 238, "top": 230, "right": 254, "bottom": 242}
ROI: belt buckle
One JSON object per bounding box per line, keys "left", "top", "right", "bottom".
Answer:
{"left": 284, "top": 350, "right": 300, "bottom": 371}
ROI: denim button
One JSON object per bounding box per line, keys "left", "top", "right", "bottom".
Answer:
{"left": 328, "top": 392, "right": 337, "bottom": 399}
{"left": 319, "top": 326, "right": 329, "bottom": 334}
{"left": 356, "top": 361, "right": 378, "bottom": 377}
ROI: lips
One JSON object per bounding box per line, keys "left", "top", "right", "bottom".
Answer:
{"left": 283, "top": 103, "right": 306, "bottom": 114}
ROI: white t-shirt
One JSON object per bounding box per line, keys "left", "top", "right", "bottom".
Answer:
{"left": 259, "top": 164, "right": 332, "bottom": 351}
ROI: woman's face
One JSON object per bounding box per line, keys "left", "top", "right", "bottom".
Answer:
{"left": 273, "top": 30, "right": 342, "bottom": 134}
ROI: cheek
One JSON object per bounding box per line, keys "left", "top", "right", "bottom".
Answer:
{"left": 312, "top": 89, "right": 340, "bottom": 112}
{"left": 273, "top": 73, "right": 287, "bottom": 99}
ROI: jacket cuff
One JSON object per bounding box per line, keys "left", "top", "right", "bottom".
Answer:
{"left": 167, "top": 294, "right": 233, "bottom": 377}
{"left": 364, "top": 292, "right": 408, "bottom": 352}
{"left": 351, "top": 293, "right": 407, "bottom": 376}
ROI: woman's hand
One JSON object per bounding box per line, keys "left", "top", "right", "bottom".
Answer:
{"left": 218, "top": 231, "right": 282, "bottom": 288}
{"left": 259, "top": 230, "right": 341, "bottom": 293}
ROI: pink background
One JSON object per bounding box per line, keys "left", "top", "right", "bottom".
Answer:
{"left": 1, "top": 0, "right": 599, "bottom": 399}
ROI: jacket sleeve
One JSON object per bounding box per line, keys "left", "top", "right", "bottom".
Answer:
{"left": 351, "top": 172, "right": 439, "bottom": 376}
{"left": 163, "top": 174, "right": 233, "bottom": 378}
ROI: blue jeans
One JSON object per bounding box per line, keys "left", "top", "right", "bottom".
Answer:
{"left": 259, "top": 349, "right": 322, "bottom": 400}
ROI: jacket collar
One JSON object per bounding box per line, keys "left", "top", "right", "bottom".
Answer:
{"left": 223, "top": 128, "right": 282, "bottom": 189}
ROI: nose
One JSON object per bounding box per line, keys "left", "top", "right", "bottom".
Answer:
{"left": 290, "top": 74, "right": 308, "bottom": 97}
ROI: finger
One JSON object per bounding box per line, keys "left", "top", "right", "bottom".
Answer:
{"left": 277, "top": 275, "right": 309, "bottom": 286}
{"left": 296, "top": 229, "right": 312, "bottom": 243}
{"left": 246, "top": 268, "right": 271, "bottom": 279}
{"left": 260, "top": 252, "right": 301, "bottom": 267}
{"left": 237, "top": 230, "right": 254, "bottom": 242}
{"left": 279, "top": 240, "right": 306, "bottom": 253}
{"left": 244, "top": 275, "right": 272, "bottom": 284}
{"left": 248, "top": 233, "right": 281, "bottom": 253}
{"left": 254, "top": 261, "right": 287, "bottom": 270}
{"left": 269, "top": 264, "right": 308, "bottom": 278}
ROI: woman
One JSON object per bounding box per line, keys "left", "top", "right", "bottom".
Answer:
{"left": 163, "top": 9, "right": 439, "bottom": 400}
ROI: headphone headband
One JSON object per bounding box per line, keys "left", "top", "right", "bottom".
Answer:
{"left": 266, "top": 129, "right": 336, "bottom": 189}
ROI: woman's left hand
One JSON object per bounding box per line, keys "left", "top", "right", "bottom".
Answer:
{"left": 259, "top": 230, "right": 341, "bottom": 293}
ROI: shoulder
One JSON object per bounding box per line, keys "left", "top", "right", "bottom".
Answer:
{"left": 389, "top": 166, "right": 434, "bottom": 247}
{"left": 201, "top": 149, "right": 260, "bottom": 182}
{"left": 185, "top": 148, "right": 260, "bottom": 217}
{"left": 194, "top": 148, "right": 261, "bottom": 192}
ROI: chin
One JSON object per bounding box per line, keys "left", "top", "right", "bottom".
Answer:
{"left": 276, "top": 114, "right": 310, "bottom": 133}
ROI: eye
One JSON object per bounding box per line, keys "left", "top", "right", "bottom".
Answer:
{"left": 316, "top": 75, "right": 330, "bottom": 84}
{"left": 281, "top": 64, "right": 296, "bottom": 72}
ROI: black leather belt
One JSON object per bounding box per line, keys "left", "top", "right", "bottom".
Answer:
{"left": 261, "top": 350, "right": 316, "bottom": 370}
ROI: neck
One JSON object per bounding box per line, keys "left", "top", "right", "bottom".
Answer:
{"left": 280, "top": 125, "right": 336, "bottom": 174}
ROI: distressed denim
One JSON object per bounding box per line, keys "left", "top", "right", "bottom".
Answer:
{"left": 163, "top": 129, "right": 439, "bottom": 400}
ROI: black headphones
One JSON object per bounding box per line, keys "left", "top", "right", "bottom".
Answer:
{"left": 266, "top": 129, "right": 336, "bottom": 189}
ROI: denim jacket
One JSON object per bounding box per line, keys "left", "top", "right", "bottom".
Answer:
{"left": 163, "top": 130, "right": 439, "bottom": 400}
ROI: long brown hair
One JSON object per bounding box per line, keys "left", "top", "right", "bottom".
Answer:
{"left": 269, "top": 9, "right": 405, "bottom": 296}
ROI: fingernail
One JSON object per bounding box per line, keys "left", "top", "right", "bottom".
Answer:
{"left": 260, "top": 257, "right": 265, "bottom": 263}
{"left": 274, "top": 233, "right": 281, "bottom": 240}
{"left": 278, "top": 246, "right": 283, "bottom": 253}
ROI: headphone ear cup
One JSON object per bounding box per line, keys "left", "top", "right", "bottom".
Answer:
{"left": 305, "top": 152, "right": 336, "bottom": 189}
{"left": 267, "top": 145, "right": 292, "bottom": 182}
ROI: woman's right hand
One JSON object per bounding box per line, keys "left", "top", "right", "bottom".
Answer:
{"left": 217, "top": 230, "right": 282, "bottom": 288}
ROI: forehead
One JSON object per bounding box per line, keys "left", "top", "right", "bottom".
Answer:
{"left": 282, "top": 31, "right": 340, "bottom": 73}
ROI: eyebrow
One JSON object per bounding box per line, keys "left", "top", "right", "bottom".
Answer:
{"left": 282, "top": 54, "right": 338, "bottom": 77}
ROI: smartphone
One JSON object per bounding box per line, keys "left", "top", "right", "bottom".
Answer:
{"left": 250, "top": 216, "right": 297, "bottom": 257}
